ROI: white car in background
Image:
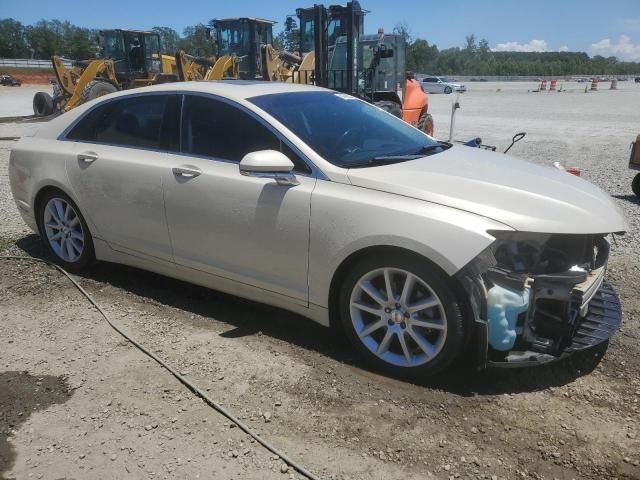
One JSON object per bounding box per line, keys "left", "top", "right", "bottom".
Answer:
{"left": 9, "top": 81, "right": 625, "bottom": 378}
{"left": 421, "top": 76, "right": 466, "bottom": 94}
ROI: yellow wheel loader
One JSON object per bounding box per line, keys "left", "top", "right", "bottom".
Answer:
{"left": 33, "top": 29, "right": 178, "bottom": 116}
{"left": 174, "top": 17, "right": 312, "bottom": 84}
{"left": 174, "top": 50, "right": 239, "bottom": 81}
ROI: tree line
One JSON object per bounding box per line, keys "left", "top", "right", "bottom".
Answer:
{"left": 0, "top": 18, "right": 214, "bottom": 60}
{"left": 1, "top": 17, "right": 639, "bottom": 76}
{"left": 402, "top": 32, "right": 640, "bottom": 76}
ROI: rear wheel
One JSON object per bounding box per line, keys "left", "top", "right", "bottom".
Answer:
{"left": 79, "top": 80, "right": 117, "bottom": 104}
{"left": 38, "top": 190, "right": 95, "bottom": 272}
{"left": 632, "top": 173, "right": 640, "bottom": 198}
{"left": 33, "top": 92, "right": 54, "bottom": 117}
{"left": 374, "top": 100, "right": 402, "bottom": 118}
{"left": 417, "top": 111, "right": 434, "bottom": 136}
{"left": 338, "top": 252, "right": 467, "bottom": 378}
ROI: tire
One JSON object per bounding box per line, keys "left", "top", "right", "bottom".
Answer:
{"left": 444, "top": 86, "right": 453, "bottom": 94}
{"left": 374, "top": 100, "right": 403, "bottom": 118}
{"left": 33, "top": 91, "right": 54, "bottom": 117}
{"left": 79, "top": 80, "right": 118, "bottom": 104}
{"left": 417, "top": 111, "right": 434, "bottom": 136}
{"left": 37, "top": 190, "right": 95, "bottom": 272}
{"left": 633, "top": 173, "right": 640, "bottom": 198}
{"left": 338, "top": 251, "right": 467, "bottom": 378}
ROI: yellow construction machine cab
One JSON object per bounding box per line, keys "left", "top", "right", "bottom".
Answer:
{"left": 211, "top": 17, "right": 276, "bottom": 79}
{"left": 99, "top": 29, "right": 175, "bottom": 85}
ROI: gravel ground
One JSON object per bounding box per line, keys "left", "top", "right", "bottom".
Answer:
{"left": 1, "top": 82, "right": 640, "bottom": 480}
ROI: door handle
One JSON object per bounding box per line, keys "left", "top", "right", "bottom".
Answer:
{"left": 172, "top": 166, "right": 202, "bottom": 178}
{"left": 77, "top": 152, "right": 98, "bottom": 163}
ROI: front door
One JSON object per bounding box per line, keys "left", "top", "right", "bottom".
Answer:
{"left": 163, "top": 95, "right": 316, "bottom": 302}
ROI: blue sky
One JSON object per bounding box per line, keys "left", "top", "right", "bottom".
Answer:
{"left": 2, "top": 0, "right": 639, "bottom": 60}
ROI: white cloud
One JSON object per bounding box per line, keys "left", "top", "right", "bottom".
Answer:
{"left": 491, "top": 40, "right": 570, "bottom": 53}
{"left": 493, "top": 39, "right": 548, "bottom": 52}
{"left": 591, "top": 35, "right": 640, "bottom": 61}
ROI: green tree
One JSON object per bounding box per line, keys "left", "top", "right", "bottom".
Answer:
{"left": 152, "top": 26, "right": 181, "bottom": 53}
{"left": 273, "top": 16, "right": 300, "bottom": 52}
{"left": 406, "top": 39, "right": 438, "bottom": 73}
{"left": 178, "top": 24, "right": 214, "bottom": 57}
{"left": 25, "top": 20, "right": 65, "bottom": 58}
{"left": 393, "top": 22, "right": 412, "bottom": 43}
{"left": 464, "top": 34, "right": 477, "bottom": 54}
{"left": 0, "top": 18, "right": 29, "bottom": 57}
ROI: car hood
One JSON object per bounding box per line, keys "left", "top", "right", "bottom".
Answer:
{"left": 346, "top": 145, "right": 627, "bottom": 234}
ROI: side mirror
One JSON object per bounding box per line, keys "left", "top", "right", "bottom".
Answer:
{"left": 239, "top": 150, "right": 299, "bottom": 186}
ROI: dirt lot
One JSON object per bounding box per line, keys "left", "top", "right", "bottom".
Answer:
{"left": 1, "top": 82, "right": 640, "bottom": 480}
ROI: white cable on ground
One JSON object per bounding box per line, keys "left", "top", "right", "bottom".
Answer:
{"left": 1, "top": 255, "right": 322, "bottom": 480}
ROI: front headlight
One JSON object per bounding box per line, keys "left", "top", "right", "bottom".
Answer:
{"left": 487, "top": 231, "right": 609, "bottom": 275}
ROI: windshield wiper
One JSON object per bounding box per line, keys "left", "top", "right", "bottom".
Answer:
{"left": 367, "top": 142, "right": 452, "bottom": 165}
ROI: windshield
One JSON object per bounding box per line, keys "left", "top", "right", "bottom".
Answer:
{"left": 249, "top": 91, "right": 440, "bottom": 168}
{"left": 217, "top": 21, "right": 250, "bottom": 56}
{"left": 102, "top": 31, "right": 125, "bottom": 60}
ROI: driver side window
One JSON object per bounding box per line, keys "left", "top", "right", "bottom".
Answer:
{"left": 180, "top": 95, "right": 311, "bottom": 173}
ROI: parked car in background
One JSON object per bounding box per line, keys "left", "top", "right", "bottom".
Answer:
{"left": 9, "top": 81, "right": 626, "bottom": 378}
{"left": 0, "top": 74, "right": 22, "bottom": 86}
{"left": 421, "top": 76, "right": 466, "bottom": 94}
{"left": 635, "top": 77, "right": 640, "bottom": 83}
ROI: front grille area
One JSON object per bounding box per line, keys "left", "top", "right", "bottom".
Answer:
{"left": 565, "top": 282, "right": 622, "bottom": 353}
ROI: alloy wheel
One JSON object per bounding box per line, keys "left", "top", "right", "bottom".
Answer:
{"left": 43, "top": 197, "right": 85, "bottom": 263}
{"left": 349, "top": 267, "right": 447, "bottom": 367}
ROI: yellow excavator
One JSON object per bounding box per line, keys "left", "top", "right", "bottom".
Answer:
{"left": 33, "top": 29, "right": 177, "bottom": 116}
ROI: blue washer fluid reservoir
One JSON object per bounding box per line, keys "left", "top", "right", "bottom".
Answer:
{"left": 487, "top": 284, "right": 530, "bottom": 351}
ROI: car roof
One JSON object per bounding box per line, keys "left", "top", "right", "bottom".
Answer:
{"left": 108, "top": 80, "right": 329, "bottom": 102}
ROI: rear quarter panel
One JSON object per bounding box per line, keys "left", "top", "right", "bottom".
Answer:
{"left": 9, "top": 135, "right": 95, "bottom": 235}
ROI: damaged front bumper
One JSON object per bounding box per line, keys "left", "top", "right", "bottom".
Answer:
{"left": 457, "top": 234, "right": 622, "bottom": 368}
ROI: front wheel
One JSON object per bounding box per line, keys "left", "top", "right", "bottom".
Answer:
{"left": 338, "top": 252, "right": 467, "bottom": 378}
{"left": 38, "top": 190, "right": 95, "bottom": 271}
{"left": 632, "top": 173, "right": 640, "bottom": 198}
{"left": 444, "top": 86, "right": 453, "bottom": 94}
{"left": 79, "top": 80, "right": 118, "bottom": 104}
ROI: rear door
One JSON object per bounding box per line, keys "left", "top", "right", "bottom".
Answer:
{"left": 64, "top": 93, "right": 180, "bottom": 261}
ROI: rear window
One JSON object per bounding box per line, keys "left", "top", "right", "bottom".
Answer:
{"left": 66, "top": 94, "right": 171, "bottom": 149}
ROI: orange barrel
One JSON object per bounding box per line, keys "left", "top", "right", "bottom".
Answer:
{"left": 550, "top": 80, "right": 557, "bottom": 91}
{"left": 540, "top": 79, "right": 547, "bottom": 90}
{"left": 591, "top": 78, "right": 598, "bottom": 90}
{"left": 610, "top": 79, "right": 617, "bottom": 90}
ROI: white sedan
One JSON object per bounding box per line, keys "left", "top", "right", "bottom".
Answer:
{"left": 421, "top": 76, "right": 466, "bottom": 94}
{"left": 9, "top": 81, "right": 626, "bottom": 377}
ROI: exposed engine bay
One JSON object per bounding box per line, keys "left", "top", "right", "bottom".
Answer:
{"left": 457, "top": 232, "right": 621, "bottom": 366}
